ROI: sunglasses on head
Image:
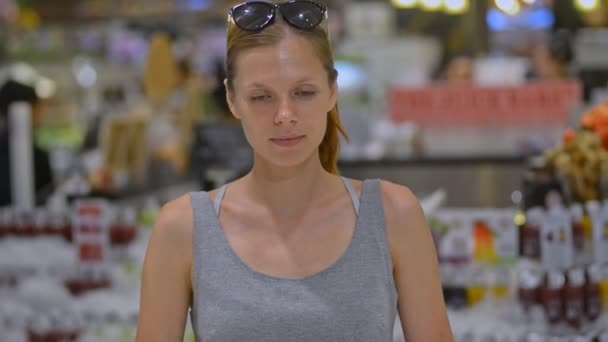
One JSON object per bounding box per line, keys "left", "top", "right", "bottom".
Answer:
{"left": 228, "top": 0, "right": 327, "bottom": 32}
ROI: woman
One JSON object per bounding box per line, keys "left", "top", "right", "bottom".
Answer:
{"left": 136, "top": 1, "right": 452, "bottom": 341}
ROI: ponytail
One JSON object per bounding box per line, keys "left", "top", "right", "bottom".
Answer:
{"left": 319, "top": 103, "right": 348, "bottom": 174}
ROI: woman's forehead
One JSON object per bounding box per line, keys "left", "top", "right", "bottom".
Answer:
{"left": 235, "top": 38, "right": 326, "bottom": 85}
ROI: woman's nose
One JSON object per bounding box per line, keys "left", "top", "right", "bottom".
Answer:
{"left": 274, "top": 97, "right": 298, "bottom": 125}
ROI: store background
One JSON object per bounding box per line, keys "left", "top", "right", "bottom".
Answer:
{"left": 1, "top": 0, "right": 608, "bottom": 341}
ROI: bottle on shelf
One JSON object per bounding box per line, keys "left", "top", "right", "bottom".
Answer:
{"left": 110, "top": 206, "right": 138, "bottom": 246}
{"left": 584, "top": 264, "right": 602, "bottom": 322}
{"left": 570, "top": 203, "right": 585, "bottom": 252}
{"left": 467, "top": 266, "right": 490, "bottom": 307}
{"left": 599, "top": 264, "right": 608, "bottom": 311}
{"left": 564, "top": 268, "right": 585, "bottom": 329}
{"left": 541, "top": 271, "right": 565, "bottom": 325}
{"left": 518, "top": 268, "right": 543, "bottom": 312}
{"left": 520, "top": 208, "right": 543, "bottom": 260}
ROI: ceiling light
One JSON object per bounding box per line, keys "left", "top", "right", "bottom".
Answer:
{"left": 495, "top": 0, "right": 521, "bottom": 15}
{"left": 420, "top": 0, "right": 443, "bottom": 11}
{"left": 391, "top": 0, "right": 418, "bottom": 9}
{"left": 575, "top": 0, "right": 600, "bottom": 11}
{"left": 445, "top": 0, "right": 468, "bottom": 14}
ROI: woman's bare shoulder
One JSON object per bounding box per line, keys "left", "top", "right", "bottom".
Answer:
{"left": 378, "top": 180, "right": 421, "bottom": 216}
{"left": 152, "top": 194, "right": 195, "bottom": 248}
{"left": 377, "top": 180, "right": 428, "bottom": 245}
{"left": 154, "top": 188, "right": 225, "bottom": 240}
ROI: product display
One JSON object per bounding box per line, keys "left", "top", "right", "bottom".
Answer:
{"left": 545, "top": 130, "right": 608, "bottom": 203}
{"left": 430, "top": 200, "right": 608, "bottom": 338}
{"left": 0, "top": 199, "right": 166, "bottom": 342}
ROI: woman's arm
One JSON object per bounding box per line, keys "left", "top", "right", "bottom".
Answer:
{"left": 136, "top": 195, "right": 194, "bottom": 342}
{"left": 381, "top": 181, "right": 453, "bottom": 342}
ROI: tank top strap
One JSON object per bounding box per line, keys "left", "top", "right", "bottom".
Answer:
{"left": 213, "top": 184, "right": 228, "bottom": 216}
{"left": 340, "top": 176, "right": 360, "bottom": 215}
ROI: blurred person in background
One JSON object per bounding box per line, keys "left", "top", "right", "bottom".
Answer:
{"left": 136, "top": 0, "right": 452, "bottom": 341}
{"left": 444, "top": 56, "right": 475, "bottom": 86}
{"left": 0, "top": 78, "right": 53, "bottom": 206}
{"left": 433, "top": 54, "right": 475, "bottom": 86}
{"left": 528, "top": 30, "right": 574, "bottom": 80}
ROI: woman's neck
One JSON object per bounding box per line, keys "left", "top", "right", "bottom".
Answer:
{"left": 243, "top": 153, "right": 335, "bottom": 220}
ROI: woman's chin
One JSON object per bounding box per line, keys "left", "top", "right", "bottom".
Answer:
{"left": 256, "top": 150, "right": 319, "bottom": 170}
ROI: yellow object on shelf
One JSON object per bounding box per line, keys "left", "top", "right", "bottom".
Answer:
{"left": 473, "top": 221, "right": 497, "bottom": 264}
{"left": 467, "top": 286, "right": 487, "bottom": 307}
{"left": 600, "top": 280, "right": 608, "bottom": 309}
{"left": 582, "top": 214, "right": 593, "bottom": 240}
{"left": 144, "top": 33, "right": 179, "bottom": 103}
{"left": 493, "top": 285, "right": 509, "bottom": 300}
{"left": 102, "top": 114, "right": 149, "bottom": 186}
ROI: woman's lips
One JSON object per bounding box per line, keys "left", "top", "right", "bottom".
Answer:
{"left": 270, "top": 136, "right": 305, "bottom": 147}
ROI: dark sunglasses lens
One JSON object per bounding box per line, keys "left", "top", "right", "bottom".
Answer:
{"left": 232, "top": 2, "right": 274, "bottom": 31}
{"left": 281, "top": 1, "right": 325, "bottom": 30}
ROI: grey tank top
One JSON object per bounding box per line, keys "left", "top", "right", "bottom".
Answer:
{"left": 189, "top": 178, "right": 398, "bottom": 342}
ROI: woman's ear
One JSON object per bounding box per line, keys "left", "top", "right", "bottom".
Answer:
{"left": 224, "top": 79, "right": 241, "bottom": 119}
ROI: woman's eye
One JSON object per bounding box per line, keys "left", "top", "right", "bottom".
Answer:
{"left": 251, "top": 95, "right": 271, "bottom": 102}
{"left": 295, "top": 90, "right": 317, "bottom": 97}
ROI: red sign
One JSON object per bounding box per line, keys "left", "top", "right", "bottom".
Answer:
{"left": 389, "top": 81, "right": 582, "bottom": 127}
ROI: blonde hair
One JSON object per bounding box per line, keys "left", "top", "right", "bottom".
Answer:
{"left": 225, "top": 15, "right": 348, "bottom": 174}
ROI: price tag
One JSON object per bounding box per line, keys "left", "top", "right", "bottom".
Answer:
{"left": 72, "top": 199, "right": 111, "bottom": 270}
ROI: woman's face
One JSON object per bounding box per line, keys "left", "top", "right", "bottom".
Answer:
{"left": 226, "top": 34, "right": 337, "bottom": 169}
